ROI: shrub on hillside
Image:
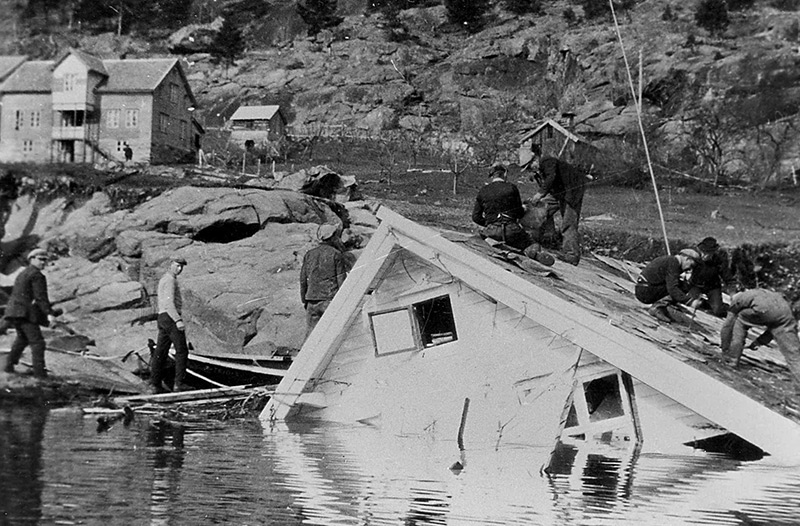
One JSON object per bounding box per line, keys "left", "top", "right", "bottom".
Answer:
{"left": 444, "top": 0, "right": 489, "bottom": 33}
{"left": 695, "top": 0, "right": 730, "bottom": 35}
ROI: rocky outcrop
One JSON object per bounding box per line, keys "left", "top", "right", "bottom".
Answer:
{"left": 1, "top": 185, "right": 379, "bottom": 371}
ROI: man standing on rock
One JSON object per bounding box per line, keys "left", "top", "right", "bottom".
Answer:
{"left": 2, "top": 248, "right": 62, "bottom": 378}
{"left": 300, "top": 223, "right": 351, "bottom": 338}
{"left": 720, "top": 288, "right": 800, "bottom": 385}
{"left": 523, "top": 147, "right": 588, "bottom": 266}
{"left": 150, "top": 255, "right": 190, "bottom": 394}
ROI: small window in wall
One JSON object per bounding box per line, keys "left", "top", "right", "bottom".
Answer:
{"left": 370, "top": 309, "right": 416, "bottom": 356}
{"left": 22, "top": 140, "right": 34, "bottom": 153}
{"left": 15, "top": 110, "right": 23, "bottom": 130}
{"left": 159, "top": 113, "right": 169, "bottom": 133}
{"left": 107, "top": 109, "right": 120, "bottom": 128}
{"left": 125, "top": 109, "right": 139, "bottom": 128}
{"left": 116, "top": 140, "right": 125, "bottom": 152}
{"left": 563, "top": 373, "right": 627, "bottom": 432}
{"left": 30, "top": 111, "right": 41, "bottom": 127}
{"left": 370, "top": 294, "right": 458, "bottom": 356}
{"left": 413, "top": 295, "right": 457, "bottom": 348}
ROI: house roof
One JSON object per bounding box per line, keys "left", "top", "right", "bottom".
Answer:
{"left": 519, "top": 118, "right": 590, "bottom": 144}
{"left": 266, "top": 206, "right": 800, "bottom": 460}
{"left": 98, "top": 58, "right": 186, "bottom": 94}
{"left": 230, "top": 105, "right": 284, "bottom": 122}
{"left": 55, "top": 48, "right": 108, "bottom": 76}
{"left": 0, "top": 60, "right": 54, "bottom": 93}
{"left": 0, "top": 55, "right": 27, "bottom": 83}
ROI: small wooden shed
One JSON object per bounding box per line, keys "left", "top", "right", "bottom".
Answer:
{"left": 228, "top": 105, "right": 287, "bottom": 148}
{"left": 519, "top": 117, "right": 593, "bottom": 168}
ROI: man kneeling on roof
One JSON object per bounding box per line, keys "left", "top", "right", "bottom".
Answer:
{"left": 720, "top": 288, "right": 800, "bottom": 385}
{"left": 635, "top": 248, "right": 702, "bottom": 323}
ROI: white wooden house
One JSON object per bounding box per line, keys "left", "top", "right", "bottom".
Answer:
{"left": 0, "top": 49, "right": 198, "bottom": 164}
{"left": 261, "top": 207, "right": 800, "bottom": 464}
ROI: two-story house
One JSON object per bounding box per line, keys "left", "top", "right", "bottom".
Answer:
{"left": 0, "top": 49, "right": 199, "bottom": 165}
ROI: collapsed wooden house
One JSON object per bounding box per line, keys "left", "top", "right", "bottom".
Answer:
{"left": 261, "top": 207, "right": 800, "bottom": 463}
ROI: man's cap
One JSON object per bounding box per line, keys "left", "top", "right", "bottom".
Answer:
{"left": 697, "top": 237, "right": 720, "bottom": 253}
{"left": 27, "top": 248, "right": 47, "bottom": 261}
{"left": 171, "top": 255, "right": 187, "bottom": 265}
{"left": 679, "top": 248, "right": 701, "bottom": 261}
{"left": 317, "top": 223, "right": 339, "bottom": 241}
{"left": 489, "top": 164, "right": 507, "bottom": 177}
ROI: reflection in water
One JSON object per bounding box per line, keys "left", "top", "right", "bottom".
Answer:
{"left": 1, "top": 406, "right": 800, "bottom": 525}
{"left": 147, "top": 420, "right": 186, "bottom": 526}
{"left": 0, "top": 403, "right": 47, "bottom": 525}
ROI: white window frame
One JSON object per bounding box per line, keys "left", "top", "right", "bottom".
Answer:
{"left": 107, "top": 109, "right": 120, "bottom": 128}
{"left": 368, "top": 293, "right": 458, "bottom": 357}
{"left": 125, "top": 109, "right": 139, "bottom": 128}
{"left": 30, "top": 110, "right": 41, "bottom": 127}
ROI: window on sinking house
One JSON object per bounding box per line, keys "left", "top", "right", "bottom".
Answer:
{"left": 564, "top": 373, "right": 627, "bottom": 433}
{"left": 369, "top": 294, "right": 458, "bottom": 356}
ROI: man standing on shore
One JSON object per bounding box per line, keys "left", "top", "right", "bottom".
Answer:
{"left": 300, "top": 223, "right": 351, "bottom": 338}
{"left": 150, "top": 255, "right": 190, "bottom": 394}
{"left": 2, "top": 248, "right": 61, "bottom": 378}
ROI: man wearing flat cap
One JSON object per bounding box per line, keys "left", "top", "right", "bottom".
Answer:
{"left": 300, "top": 223, "right": 351, "bottom": 338}
{"left": 472, "top": 163, "right": 531, "bottom": 251}
{"left": 686, "top": 237, "right": 733, "bottom": 317}
{"left": 2, "top": 248, "right": 62, "bottom": 378}
{"left": 150, "top": 254, "right": 190, "bottom": 393}
{"left": 634, "top": 249, "right": 702, "bottom": 323}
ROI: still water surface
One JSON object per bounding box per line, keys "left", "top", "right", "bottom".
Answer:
{"left": 2, "top": 403, "right": 800, "bottom": 525}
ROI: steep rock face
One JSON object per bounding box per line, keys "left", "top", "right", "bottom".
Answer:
{"left": 173, "top": 5, "right": 800, "bottom": 180}
{"left": 1, "top": 187, "right": 374, "bottom": 367}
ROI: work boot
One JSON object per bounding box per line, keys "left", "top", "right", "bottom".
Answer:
{"left": 647, "top": 305, "right": 672, "bottom": 323}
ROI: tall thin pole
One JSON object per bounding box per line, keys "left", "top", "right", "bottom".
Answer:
{"left": 609, "top": 0, "right": 671, "bottom": 254}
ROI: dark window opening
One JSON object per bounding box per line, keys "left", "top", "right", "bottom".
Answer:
{"left": 194, "top": 222, "right": 260, "bottom": 243}
{"left": 412, "top": 295, "right": 457, "bottom": 348}
{"left": 685, "top": 433, "right": 765, "bottom": 461}
{"left": 565, "top": 403, "right": 580, "bottom": 428}
{"left": 245, "top": 139, "right": 255, "bottom": 150}
{"left": 584, "top": 375, "right": 625, "bottom": 422}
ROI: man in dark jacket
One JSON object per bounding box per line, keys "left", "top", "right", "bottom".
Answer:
{"left": 2, "top": 248, "right": 61, "bottom": 377}
{"left": 635, "top": 249, "right": 701, "bottom": 323}
{"left": 720, "top": 288, "right": 800, "bottom": 384}
{"left": 525, "top": 150, "right": 588, "bottom": 265}
{"left": 687, "top": 237, "right": 733, "bottom": 317}
{"left": 300, "top": 223, "right": 352, "bottom": 338}
{"left": 472, "top": 164, "right": 530, "bottom": 251}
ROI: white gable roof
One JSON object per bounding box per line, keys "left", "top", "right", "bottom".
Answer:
{"left": 230, "top": 105, "right": 282, "bottom": 121}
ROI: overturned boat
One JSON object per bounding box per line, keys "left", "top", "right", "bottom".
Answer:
{"left": 261, "top": 206, "right": 800, "bottom": 464}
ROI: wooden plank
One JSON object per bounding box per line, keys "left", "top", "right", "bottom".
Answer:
{"left": 116, "top": 385, "right": 270, "bottom": 405}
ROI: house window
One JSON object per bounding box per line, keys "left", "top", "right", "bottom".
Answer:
{"left": 30, "top": 111, "right": 41, "bottom": 127}
{"left": 370, "top": 294, "right": 458, "bottom": 356}
{"left": 159, "top": 113, "right": 169, "bottom": 133}
{"left": 22, "top": 140, "right": 34, "bottom": 153}
{"left": 15, "top": 110, "right": 23, "bottom": 130}
{"left": 170, "top": 83, "right": 180, "bottom": 103}
{"left": 64, "top": 73, "right": 77, "bottom": 92}
{"left": 180, "top": 120, "right": 187, "bottom": 142}
{"left": 116, "top": 140, "right": 125, "bottom": 152}
{"left": 562, "top": 372, "right": 633, "bottom": 443}
{"left": 107, "top": 109, "right": 120, "bottom": 128}
{"left": 125, "top": 109, "right": 139, "bottom": 128}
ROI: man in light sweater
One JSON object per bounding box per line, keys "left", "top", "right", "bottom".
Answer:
{"left": 150, "top": 255, "right": 190, "bottom": 394}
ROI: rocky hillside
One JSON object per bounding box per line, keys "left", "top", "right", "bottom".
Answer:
{"left": 4, "top": 1, "right": 800, "bottom": 184}
{"left": 170, "top": 1, "right": 800, "bottom": 185}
